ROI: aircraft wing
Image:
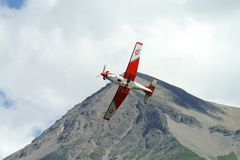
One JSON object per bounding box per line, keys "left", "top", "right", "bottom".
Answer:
{"left": 124, "top": 42, "right": 143, "bottom": 81}
{"left": 103, "top": 86, "right": 130, "bottom": 120}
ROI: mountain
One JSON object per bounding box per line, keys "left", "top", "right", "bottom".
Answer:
{"left": 4, "top": 73, "right": 240, "bottom": 160}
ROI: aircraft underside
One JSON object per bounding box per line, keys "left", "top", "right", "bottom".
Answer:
{"left": 106, "top": 75, "right": 152, "bottom": 93}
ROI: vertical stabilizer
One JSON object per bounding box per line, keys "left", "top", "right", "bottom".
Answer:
{"left": 144, "top": 78, "right": 157, "bottom": 104}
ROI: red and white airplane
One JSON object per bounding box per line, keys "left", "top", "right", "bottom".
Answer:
{"left": 100, "top": 42, "right": 157, "bottom": 120}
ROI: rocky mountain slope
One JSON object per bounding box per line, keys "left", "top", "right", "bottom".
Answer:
{"left": 4, "top": 73, "right": 240, "bottom": 160}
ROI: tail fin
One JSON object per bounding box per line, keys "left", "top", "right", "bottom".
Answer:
{"left": 144, "top": 78, "right": 158, "bottom": 104}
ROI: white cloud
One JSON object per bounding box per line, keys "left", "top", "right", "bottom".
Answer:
{"left": 0, "top": 0, "right": 240, "bottom": 158}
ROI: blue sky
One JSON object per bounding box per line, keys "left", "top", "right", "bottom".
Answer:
{"left": 0, "top": 0, "right": 240, "bottom": 159}
{"left": 0, "top": 0, "right": 24, "bottom": 9}
{"left": 0, "top": 90, "right": 14, "bottom": 108}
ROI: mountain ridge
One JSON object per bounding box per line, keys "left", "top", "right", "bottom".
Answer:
{"left": 4, "top": 73, "right": 240, "bottom": 160}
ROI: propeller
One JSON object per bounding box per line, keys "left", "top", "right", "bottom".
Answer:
{"left": 102, "top": 65, "right": 106, "bottom": 80}
{"left": 103, "top": 65, "right": 106, "bottom": 73}
{"left": 97, "top": 65, "right": 107, "bottom": 80}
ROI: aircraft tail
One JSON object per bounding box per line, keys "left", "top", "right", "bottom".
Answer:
{"left": 144, "top": 78, "right": 158, "bottom": 104}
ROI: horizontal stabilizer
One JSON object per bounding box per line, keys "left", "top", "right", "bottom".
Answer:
{"left": 144, "top": 78, "right": 157, "bottom": 104}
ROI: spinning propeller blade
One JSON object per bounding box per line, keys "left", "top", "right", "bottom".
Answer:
{"left": 103, "top": 65, "right": 106, "bottom": 72}
{"left": 97, "top": 65, "right": 107, "bottom": 79}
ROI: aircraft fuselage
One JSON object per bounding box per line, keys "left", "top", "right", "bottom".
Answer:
{"left": 102, "top": 72, "right": 152, "bottom": 93}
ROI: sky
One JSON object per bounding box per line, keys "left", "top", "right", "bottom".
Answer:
{"left": 0, "top": 0, "right": 240, "bottom": 158}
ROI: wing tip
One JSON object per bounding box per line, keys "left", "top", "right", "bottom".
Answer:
{"left": 103, "top": 116, "right": 110, "bottom": 121}
{"left": 136, "top": 41, "right": 143, "bottom": 45}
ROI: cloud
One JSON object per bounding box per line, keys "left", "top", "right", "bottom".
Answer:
{"left": 0, "top": 0, "right": 240, "bottom": 158}
{"left": 186, "top": 0, "right": 240, "bottom": 16}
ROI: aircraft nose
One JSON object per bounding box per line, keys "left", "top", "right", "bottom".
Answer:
{"left": 101, "top": 72, "right": 107, "bottom": 77}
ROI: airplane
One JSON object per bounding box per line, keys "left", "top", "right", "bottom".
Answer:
{"left": 99, "top": 42, "right": 157, "bottom": 120}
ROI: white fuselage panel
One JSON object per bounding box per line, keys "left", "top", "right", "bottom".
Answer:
{"left": 106, "top": 74, "right": 152, "bottom": 93}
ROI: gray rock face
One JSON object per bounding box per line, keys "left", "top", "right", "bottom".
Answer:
{"left": 4, "top": 73, "right": 239, "bottom": 160}
{"left": 209, "top": 125, "right": 240, "bottom": 140}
